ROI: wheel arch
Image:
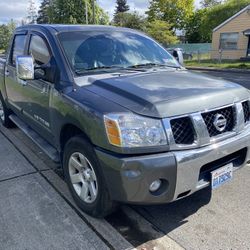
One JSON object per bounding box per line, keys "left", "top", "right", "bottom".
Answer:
{"left": 59, "top": 123, "right": 92, "bottom": 155}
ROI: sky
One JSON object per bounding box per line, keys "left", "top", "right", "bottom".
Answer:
{"left": 0, "top": 0, "right": 201, "bottom": 24}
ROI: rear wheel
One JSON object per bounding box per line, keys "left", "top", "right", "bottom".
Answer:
{"left": 0, "top": 94, "right": 13, "bottom": 128}
{"left": 63, "top": 136, "right": 116, "bottom": 218}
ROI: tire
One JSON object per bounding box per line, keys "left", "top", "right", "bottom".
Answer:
{"left": 0, "top": 93, "right": 13, "bottom": 128}
{"left": 63, "top": 135, "right": 116, "bottom": 218}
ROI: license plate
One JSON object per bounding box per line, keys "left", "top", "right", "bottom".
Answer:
{"left": 211, "top": 163, "right": 233, "bottom": 189}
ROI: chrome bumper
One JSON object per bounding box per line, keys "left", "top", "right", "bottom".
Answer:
{"left": 173, "top": 124, "right": 250, "bottom": 200}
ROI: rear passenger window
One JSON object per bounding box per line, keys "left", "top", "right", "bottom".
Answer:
{"left": 29, "top": 35, "right": 51, "bottom": 65}
{"left": 11, "top": 35, "right": 27, "bottom": 66}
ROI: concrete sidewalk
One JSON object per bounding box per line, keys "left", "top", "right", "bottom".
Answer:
{"left": 0, "top": 132, "right": 109, "bottom": 250}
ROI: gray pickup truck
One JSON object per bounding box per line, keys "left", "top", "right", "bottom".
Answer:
{"left": 0, "top": 24, "right": 250, "bottom": 217}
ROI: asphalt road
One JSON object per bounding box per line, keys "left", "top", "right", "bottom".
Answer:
{"left": 0, "top": 70, "right": 250, "bottom": 250}
{"left": 197, "top": 70, "right": 250, "bottom": 89}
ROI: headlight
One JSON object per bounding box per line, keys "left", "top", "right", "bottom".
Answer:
{"left": 104, "top": 113, "right": 167, "bottom": 147}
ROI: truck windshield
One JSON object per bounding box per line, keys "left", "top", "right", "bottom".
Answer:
{"left": 58, "top": 30, "right": 180, "bottom": 75}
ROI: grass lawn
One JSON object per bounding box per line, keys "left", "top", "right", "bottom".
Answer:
{"left": 185, "top": 59, "right": 250, "bottom": 70}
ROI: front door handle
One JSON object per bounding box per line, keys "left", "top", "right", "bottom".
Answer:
{"left": 5, "top": 70, "right": 9, "bottom": 77}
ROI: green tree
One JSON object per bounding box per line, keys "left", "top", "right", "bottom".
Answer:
{"left": 185, "top": 9, "right": 209, "bottom": 42}
{"left": 0, "top": 25, "right": 10, "bottom": 51}
{"left": 113, "top": 12, "right": 146, "bottom": 30}
{"left": 146, "top": 20, "right": 179, "bottom": 45}
{"left": 147, "top": 0, "right": 195, "bottom": 30}
{"left": 7, "top": 19, "right": 16, "bottom": 35}
{"left": 200, "top": 0, "right": 222, "bottom": 8}
{"left": 114, "top": 0, "right": 130, "bottom": 25}
{"left": 48, "top": 0, "right": 109, "bottom": 25}
{"left": 27, "top": 0, "right": 37, "bottom": 24}
{"left": 37, "top": 0, "right": 50, "bottom": 24}
{"left": 0, "top": 20, "right": 16, "bottom": 51}
{"left": 115, "top": 0, "right": 130, "bottom": 14}
{"left": 94, "top": 6, "right": 110, "bottom": 25}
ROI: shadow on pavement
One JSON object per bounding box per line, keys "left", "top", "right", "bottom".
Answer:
{"left": 133, "top": 187, "right": 212, "bottom": 234}
{"left": 105, "top": 187, "right": 212, "bottom": 248}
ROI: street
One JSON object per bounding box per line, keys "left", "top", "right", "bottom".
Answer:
{"left": 0, "top": 70, "right": 250, "bottom": 250}
{"left": 196, "top": 70, "right": 250, "bottom": 89}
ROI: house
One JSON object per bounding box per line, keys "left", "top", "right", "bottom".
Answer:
{"left": 211, "top": 5, "right": 250, "bottom": 60}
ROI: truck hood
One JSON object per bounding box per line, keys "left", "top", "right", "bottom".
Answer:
{"left": 77, "top": 69, "right": 249, "bottom": 118}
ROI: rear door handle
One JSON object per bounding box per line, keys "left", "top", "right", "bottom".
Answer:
{"left": 5, "top": 70, "right": 9, "bottom": 77}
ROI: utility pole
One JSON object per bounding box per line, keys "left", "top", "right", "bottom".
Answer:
{"left": 85, "top": 0, "right": 88, "bottom": 24}
{"left": 92, "top": 0, "right": 95, "bottom": 24}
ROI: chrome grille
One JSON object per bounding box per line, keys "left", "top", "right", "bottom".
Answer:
{"left": 164, "top": 101, "right": 248, "bottom": 151}
{"left": 170, "top": 117, "right": 195, "bottom": 144}
{"left": 242, "top": 101, "right": 250, "bottom": 123}
{"left": 202, "top": 106, "right": 235, "bottom": 137}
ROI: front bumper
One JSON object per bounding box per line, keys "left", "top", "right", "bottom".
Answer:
{"left": 95, "top": 125, "right": 250, "bottom": 204}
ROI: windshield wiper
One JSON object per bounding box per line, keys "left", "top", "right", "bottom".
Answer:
{"left": 75, "top": 65, "right": 122, "bottom": 74}
{"left": 126, "top": 63, "right": 180, "bottom": 69}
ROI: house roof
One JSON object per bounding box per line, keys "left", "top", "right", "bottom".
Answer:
{"left": 213, "top": 5, "right": 250, "bottom": 32}
{"left": 244, "top": 29, "right": 250, "bottom": 35}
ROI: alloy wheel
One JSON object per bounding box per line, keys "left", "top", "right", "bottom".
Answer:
{"left": 68, "top": 152, "right": 98, "bottom": 204}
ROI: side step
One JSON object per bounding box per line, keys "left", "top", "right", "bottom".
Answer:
{"left": 9, "top": 114, "right": 60, "bottom": 162}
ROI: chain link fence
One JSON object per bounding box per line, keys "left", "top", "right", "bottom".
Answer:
{"left": 166, "top": 43, "right": 249, "bottom": 64}
{"left": 186, "top": 49, "right": 249, "bottom": 63}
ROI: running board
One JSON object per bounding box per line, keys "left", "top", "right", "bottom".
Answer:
{"left": 9, "top": 114, "right": 60, "bottom": 162}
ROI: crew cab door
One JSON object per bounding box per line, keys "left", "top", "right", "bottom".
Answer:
{"left": 5, "top": 32, "right": 29, "bottom": 113}
{"left": 20, "top": 33, "right": 54, "bottom": 144}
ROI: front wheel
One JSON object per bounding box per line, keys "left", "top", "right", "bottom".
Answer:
{"left": 63, "top": 136, "right": 116, "bottom": 218}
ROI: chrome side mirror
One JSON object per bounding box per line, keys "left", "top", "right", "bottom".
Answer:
{"left": 16, "top": 56, "right": 34, "bottom": 80}
{"left": 173, "top": 48, "right": 184, "bottom": 66}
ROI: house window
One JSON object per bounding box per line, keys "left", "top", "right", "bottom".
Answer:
{"left": 219, "top": 32, "right": 239, "bottom": 50}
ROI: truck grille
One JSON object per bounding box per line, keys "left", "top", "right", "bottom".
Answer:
{"left": 202, "top": 106, "right": 235, "bottom": 137}
{"left": 170, "top": 117, "right": 195, "bottom": 144}
{"left": 166, "top": 101, "right": 248, "bottom": 149}
{"left": 242, "top": 101, "right": 250, "bottom": 123}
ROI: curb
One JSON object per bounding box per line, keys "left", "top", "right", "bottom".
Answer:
{"left": 186, "top": 66, "right": 250, "bottom": 74}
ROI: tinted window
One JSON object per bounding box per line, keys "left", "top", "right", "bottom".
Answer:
{"left": 58, "top": 31, "right": 179, "bottom": 74}
{"left": 29, "top": 35, "right": 51, "bottom": 65}
{"left": 11, "top": 35, "right": 27, "bottom": 65}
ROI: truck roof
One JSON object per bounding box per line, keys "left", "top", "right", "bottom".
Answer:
{"left": 16, "top": 24, "right": 140, "bottom": 34}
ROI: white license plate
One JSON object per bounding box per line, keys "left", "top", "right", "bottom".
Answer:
{"left": 211, "top": 163, "right": 233, "bottom": 189}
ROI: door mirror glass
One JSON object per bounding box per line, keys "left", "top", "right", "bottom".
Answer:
{"left": 16, "top": 56, "right": 34, "bottom": 80}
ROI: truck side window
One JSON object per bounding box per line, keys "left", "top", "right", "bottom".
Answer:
{"left": 11, "top": 35, "right": 27, "bottom": 66}
{"left": 29, "top": 35, "right": 51, "bottom": 65}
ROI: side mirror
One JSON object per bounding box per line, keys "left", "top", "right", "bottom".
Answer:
{"left": 173, "top": 48, "right": 184, "bottom": 66}
{"left": 34, "top": 57, "right": 58, "bottom": 84}
{"left": 16, "top": 56, "right": 34, "bottom": 80}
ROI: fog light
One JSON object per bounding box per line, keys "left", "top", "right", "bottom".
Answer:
{"left": 149, "top": 179, "right": 162, "bottom": 192}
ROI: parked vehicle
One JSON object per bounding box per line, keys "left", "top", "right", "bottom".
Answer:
{"left": 1, "top": 25, "right": 250, "bottom": 218}
{"left": 167, "top": 48, "right": 193, "bottom": 61}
